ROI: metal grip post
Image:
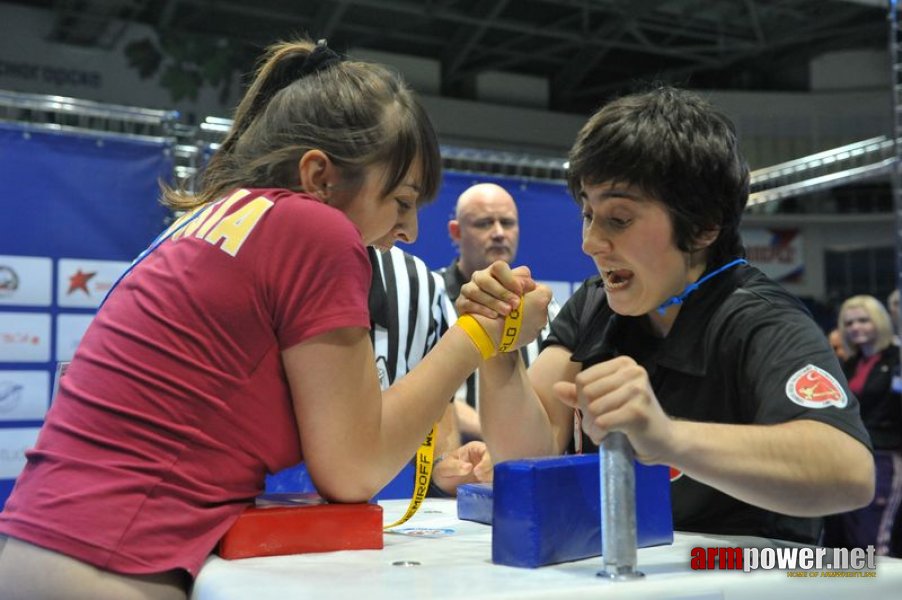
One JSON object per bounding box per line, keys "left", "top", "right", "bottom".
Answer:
{"left": 598, "top": 431, "right": 644, "bottom": 580}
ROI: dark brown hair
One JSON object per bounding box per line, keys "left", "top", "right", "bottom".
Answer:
{"left": 164, "top": 38, "right": 441, "bottom": 211}
{"left": 567, "top": 85, "right": 749, "bottom": 267}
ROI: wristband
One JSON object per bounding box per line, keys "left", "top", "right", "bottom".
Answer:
{"left": 497, "top": 297, "right": 524, "bottom": 353}
{"left": 457, "top": 314, "right": 496, "bottom": 360}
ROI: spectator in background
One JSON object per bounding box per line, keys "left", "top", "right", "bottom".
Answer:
{"left": 829, "top": 328, "right": 848, "bottom": 362}
{"left": 823, "top": 295, "right": 902, "bottom": 556}
{"left": 438, "top": 182, "right": 559, "bottom": 440}
{"left": 887, "top": 289, "right": 900, "bottom": 345}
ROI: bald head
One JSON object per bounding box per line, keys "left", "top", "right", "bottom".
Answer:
{"left": 449, "top": 183, "right": 519, "bottom": 278}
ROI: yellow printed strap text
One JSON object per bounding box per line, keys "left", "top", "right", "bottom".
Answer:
{"left": 383, "top": 425, "right": 437, "bottom": 529}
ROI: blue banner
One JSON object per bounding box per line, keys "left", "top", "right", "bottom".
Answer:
{"left": 0, "top": 122, "right": 173, "bottom": 508}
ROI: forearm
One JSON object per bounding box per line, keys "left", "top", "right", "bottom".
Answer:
{"left": 435, "top": 401, "right": 462, "bottom": 458}
{"left": 667, "top": 419, "right": 874, "bottom": 516}
{"left": 478, "top": 352, "right": 559, "bottom": 462}
{"left": 455, "top": 400, "right": 482, "bottom": 441}
{"left": 376, "top": 326, "right": 482, "bottom": 479}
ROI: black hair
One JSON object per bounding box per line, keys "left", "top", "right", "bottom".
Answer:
{"left": 567, "top": 85, "right": 749, "bottom": 266}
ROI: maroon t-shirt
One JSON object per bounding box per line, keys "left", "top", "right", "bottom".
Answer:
{"left": 0, "top": 189, "right": 371, "bottom": 576}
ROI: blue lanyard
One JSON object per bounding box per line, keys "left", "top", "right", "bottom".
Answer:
{"left": 656, "top": 258, "right": 748, "bottom": 315}
{"left": 98, "top": 208, "right": 205, "bottom": 309}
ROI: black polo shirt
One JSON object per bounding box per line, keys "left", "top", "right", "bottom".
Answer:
{"left": 841, "top": 345, "right": 902, "bottom": 450}
{"left": 545, "top": 264, "right": 872, "bottom": 544}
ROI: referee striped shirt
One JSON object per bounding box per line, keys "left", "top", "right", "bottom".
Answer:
{"left": 368, "top": 247, "right": 454, "bottom": 389}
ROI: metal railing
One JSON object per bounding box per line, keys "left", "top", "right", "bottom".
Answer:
{"left": 0, "top": 89, "right": 180, "bottom": 141}
{"left": 1, "top": 88, "right": 899, "bottom": 209}
{"left": 748, "top": 136, "right": 896, "bottom": 207}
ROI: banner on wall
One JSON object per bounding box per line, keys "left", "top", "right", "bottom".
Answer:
{"left": 743, "top": 228, "right": 804, "bottom": 283}
{"left": 0, "top": 122, "right": 173, "bottom": 508}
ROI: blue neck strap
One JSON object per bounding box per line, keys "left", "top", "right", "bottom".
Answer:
{"left": 99, "top": 208, "right": 205, "bottom": 309}
{"left": 656, "top": 258, "right": 748, "bottom": 316}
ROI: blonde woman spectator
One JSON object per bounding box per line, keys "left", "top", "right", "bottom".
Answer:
{"left": 823, "top": 295, "right": 902, "bottom": 556}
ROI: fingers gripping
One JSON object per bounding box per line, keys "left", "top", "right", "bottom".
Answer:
{"left": 458, "top": 261, "right": 536, "bottom": 318}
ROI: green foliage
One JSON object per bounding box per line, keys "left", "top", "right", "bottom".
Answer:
{"left": 123, "top": 33, "right": 251, "bottom": 105}
{"left": 124, "top": 38, "right": 161, "bottom": 79}
{"left": 160, "top": 65, "right": 203, "bottom": 102}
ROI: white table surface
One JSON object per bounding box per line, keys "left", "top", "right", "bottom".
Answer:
{"left": 192, "top": 498, "right": 902, "bottom": 600}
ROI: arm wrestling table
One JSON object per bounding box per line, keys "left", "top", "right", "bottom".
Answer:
{"left": 192, "top": 498, "right": 902, "bottom": 600}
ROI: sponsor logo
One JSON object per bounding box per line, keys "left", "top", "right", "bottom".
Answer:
{"left": 0, "top": 332, "right": 42, "bottom": 346}
{"left": 0, "top": 256, "right": 52, "bottom": 306}
{"left": 0, "top": 266, "right": 19, "bottom": 296}
{"left": 0, "top": 428, "right": 40, "bottom": 479}
{"left": 0, "top": 381, "right": 23, "bottom": 412}
{"left": 0, "top": 313, "right": 51, "bottom": 362}
{"left": 0, "top": 371, "right": 50, "bottom": 420}
{"left": 785, "top": 364, "right": 847, "bottom": 409}
{"left": 58, "top": 259, "right": 129, "bottom": 308}
{"left": 67, "top": 268, "right": 97, "bottom": 296}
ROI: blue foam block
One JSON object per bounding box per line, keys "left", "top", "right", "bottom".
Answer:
{"left": 457, "top": 482, "right": 494, "bottom": 525}
{"left": 266, "top": 461, "right": 415, "bottom": 502}
{"left": 492, "top": 454, "right": 673, "bottom": 568}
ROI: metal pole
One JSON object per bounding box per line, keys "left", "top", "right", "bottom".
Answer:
{"left": 597, "top": 431, "right": 644, "bottom": 580}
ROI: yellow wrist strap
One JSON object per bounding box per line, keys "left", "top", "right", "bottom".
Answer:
{"left": 457, "top": 314, "right": 496, "bottom": 360}
{"left": 497, "top": 297, "right": 524, "bottom": 353}
{"left": 384, "top": 424, "right": 436, "bottom": 529}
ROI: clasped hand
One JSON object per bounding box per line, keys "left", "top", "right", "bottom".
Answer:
{"left": 432, "top": 441, "right": 493, "bottom": 495}
{"left": 457, "top": 261, "right": 553, "bottom": 352}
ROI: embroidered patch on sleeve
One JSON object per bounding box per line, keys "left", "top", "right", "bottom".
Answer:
{"left": 785, "top": 364, "right": 848, "bottom": 409}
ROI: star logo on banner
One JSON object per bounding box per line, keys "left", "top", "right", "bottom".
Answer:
{"left": 68, "top": 269, "right": 97, "bottom": 295}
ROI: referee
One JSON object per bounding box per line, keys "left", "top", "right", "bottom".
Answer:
{"left": 368, "top": 245, "right": 454, "bottom": 389}
{"left": 369, "top": 246, "right": 491, "bottom": 496}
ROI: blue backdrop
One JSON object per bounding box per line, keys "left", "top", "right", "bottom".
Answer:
{"left": 0, "top": 122, "right": 172, "bottom": 508}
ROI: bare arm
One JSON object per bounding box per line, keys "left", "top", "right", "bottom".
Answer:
{"left": 283, "top": 325, "right": 480, "bottom": 503}
{"left": 429, "top": 400, "right": 492, "bottom": 496}
{"left": 557, "top": 356, "right": 875, "bottom": 516}
{"left": 434, "top": 400, "right": 462, "bottom": 458}
{"left": 454, "top": 399, "right": 482, "bottom": 441}
{"left": 479, "top": 345, "right": 582, "bottom": 463}
{"left": 668, "top": 419, "right": 874, "bottom": 516}
{"left": 283, "top": 284, "right": 551, "bottom": 503}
